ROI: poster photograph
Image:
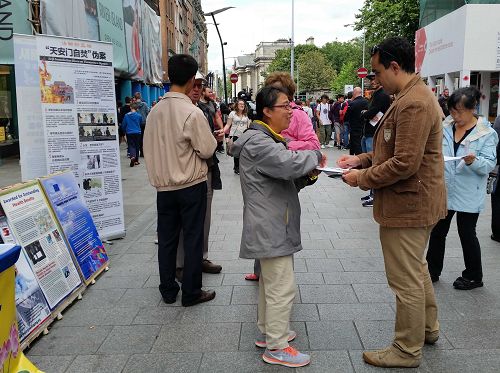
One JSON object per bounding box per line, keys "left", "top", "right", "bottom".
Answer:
{"left": 40, "top": 172, "right": 109, "bottom": 282}
{"left": 0, "top": 182, "right": 82, "bottom": 310}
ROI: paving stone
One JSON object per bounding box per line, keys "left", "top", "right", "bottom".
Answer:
{"left": 340, "top": 258, "right": 386, "bottom": 272}
{"left": 222, "top": 273, "right": 259, "bottom": 286}
{"left": 98, "top": 325, "right": 161, "bottom": 354}
{"left": 295, "top": 272, "right": 325, "bottom": 284}
{"left": 60, "top": 306, "right": 138, "bottom": 326}
{"left": 132, "top": 306, "right": 183, "bottom": 324}
{"left": 77, "top": 288, "right": 126, "bottom": 308}
{"left": 305, "top": 259, "right": 344, "bottom": 273}
{"left": 352, "top": 284, "right": 394, "bottom": 303}
{"left": 295, "top": 249, "right": 327, "bottom": 259}
{"left": 296, "top": 350, "right": 354, "bottom": 372}
{"left": 299, "top": 285, "right": 358, "bottom": 304}
{"left": 151, "top": 323, "right": 241, "bottom": 352}
{"left": 323, "top": 271, "right": 388, "bottom": 285}
{"left": 181, "top": 304, "right": 256, "bottom": 323}
{"left": 354, "top": 320, "right": 394, "bottom": 349}
{"left": 302, "top": 239, "right": 334, "bottom": 249}
{"left": 440, "top": 319, "right": 500, "bottom": 349}
{"left": 307, "top": 321, "right": 363, "bottom": 350}
{"left": 212, "top": 259, "right": 254, "bottom": 273}
{"left": 122, "top": 353, "right": 202, "bottom": 373}
{"left": 318, "top": 303, "right": 395, "bottom": 321}
{"left": 231, "top": 285, "right": 301, "bottom": 305}
{"left": 330, "top": 238, "right": 381, "bottom": 250}
{"left": 239, "top": 322, "right": 308, "bottom": 351}
{"left": 199, "top": 351, "right": 284, "bottom": 372}
{"left": 28, "top": 326, "right": 112, "bottom": 356}
{"left": 424, "top": 349, "right": 500, "bottom": 373}
{"left": 92, "top": 274, "right": 148, "bottom": 289}
{"left": 325, "top": 249, "right": 373, "bottom": 259}
{"left": 65, "top": 354, "right": 129, "bottom": 373}
{"left": 290, "top": 304, "right": 320, "bottom": 321}
{"left": 118, "top": 288, "right": 162, "bottom": 307}
{"left": 27, "top": 355, "right": 75, "bottom": 373}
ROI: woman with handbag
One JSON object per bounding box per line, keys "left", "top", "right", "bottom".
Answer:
{"left": 224, "top": 99, "right": 250, "bottom": 174}
{"left": 426, "top": 87, "right": 498, "bottom": 290}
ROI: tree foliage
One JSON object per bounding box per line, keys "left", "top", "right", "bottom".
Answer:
{"left": 322, "top": 39, "right": 363, "bottom": 74}
{"left": 266, "top": 44, "right": 320, "bottom": 74}
{"left": 331, "top": 61, "right": 358, "bottom": 94}
{"left": 354, "top": 0, "right": 420, "bottom": 47}
{"left": 297, "top": 50, "right": 336, "bottom": 92}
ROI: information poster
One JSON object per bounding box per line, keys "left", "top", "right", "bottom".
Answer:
{"left": 41, "top": 172, "right": 109, "bottom": 282}
{"left": 15, "top": 251, "right": 52, "bottom": 342}
{"left": 0, "top": 182, "right": 82, "bottom": 310}
{"left": 36, "top": 34, "right": 125, "bottom": 240}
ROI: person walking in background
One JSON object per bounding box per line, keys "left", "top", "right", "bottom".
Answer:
{"left": 344, "top": 87, "right": 368, "bottom": 155}
{"left": 338, "top": 37, "right": 446, "bottom": 368}
{"left": 359, "top": 73, "right": 391, "bottom": 207}
{"left": 224, "top": 99, "right": 251, "bottom": 175}
{"left": 134, "top": 92, "right": 150, "bottom": 158}
{"left": 341, "top": 91, "right": 352, "bottom": 149}
{"left": 316, "top": 94, "right": 333, "bottom": 148}
{"left": 332, "top": 94, "right": 346, "bottom": 150}
{"left": 121, "top": 102, "right": 142, "bottom": 167}
{"left": 144, "top": 54, "right": 217, "bottom": 307}
{"left": 118, "top": 97, "right": 132, "bottom": 145}
{"left": 491, "top": 114, "right": 500, "bottom": 242}
{"left": 427, "top": 87, "right": 498, "bottom": 290}
{"left": 232, "top": 86, "right": 325, "bottom": 368}
{"left": 438, "top": 88, "right": 450, "bottom": 118}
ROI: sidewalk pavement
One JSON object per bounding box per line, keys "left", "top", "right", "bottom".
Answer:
{"left": 2, "top": 145, "right": 500, "bottom": 372}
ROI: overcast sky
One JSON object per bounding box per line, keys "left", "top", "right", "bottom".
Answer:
{"left": 202, "top": 0, "right": 365, "bottom": 73}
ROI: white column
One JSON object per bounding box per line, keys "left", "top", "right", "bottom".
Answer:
{"left": 480, "top": 71, "right": 490, "bottom": 118}
{"left": 428, "top": 76, "right": 437, "bottom": 95}
{"left": 460, "top": 70, "right": 471, "bottom": 88}
{"left": 444, "top": 73, "right": 454, "bottom": 92}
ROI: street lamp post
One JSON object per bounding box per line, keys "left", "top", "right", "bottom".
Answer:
{"left": 204, "top": 7, "right": 234, "bottom": 104}
{"left": 344, "top": 23, "right": 366, "bottom": 92}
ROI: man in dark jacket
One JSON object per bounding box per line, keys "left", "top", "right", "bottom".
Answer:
{"left": 359, "top": 75, "right": 392, "bottom": 206}
{"left": 344, "top": 87, "right": 368, "bottom": 155}
{"left": 438, "top": 88, "right": 450, "bottom": 117}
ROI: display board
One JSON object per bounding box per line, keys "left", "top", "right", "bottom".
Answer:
{"left": 0, "top": 182, "right": 82, "bottom": 310}
{"left": 40, "top": 172, "right": 109, "bottom": 283}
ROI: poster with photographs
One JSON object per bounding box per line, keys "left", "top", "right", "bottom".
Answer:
{"left": 15, "top": 250, "right": 51, "bottom": 342}
{"left": 40, "top": 172, "right": 109, "bottom": 282}
{"left": 36, "top": 34, "right": 125, "bottom": 240}
{"left": 0, "top": 182, "right": 82, "bottom": 310}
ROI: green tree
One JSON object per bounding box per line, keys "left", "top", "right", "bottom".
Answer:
{"left": 266, "top": 44, "right": 320, "bottom": 74}
{"left": 321, "top": 39, "right": 363, "bottom": 73}
{"left": 354, "top": 0, "right": 420, "bottom": 47}
{"left": 297, "top": 50, "right": 336, "bottom": 92}
{"left": 331, "top": 61, "right": 358, "bottom": 94}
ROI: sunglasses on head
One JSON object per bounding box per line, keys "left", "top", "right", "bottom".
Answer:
{"left": 370, "top": 45, "right": 398, "bottom": 62}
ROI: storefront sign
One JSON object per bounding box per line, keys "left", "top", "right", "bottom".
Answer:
{"left": 0, "top": 1, "right": 32, "bottom": 64}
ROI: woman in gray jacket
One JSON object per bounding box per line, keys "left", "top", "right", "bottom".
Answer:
{"left": 232, "top": 86, "right": 324, "bottom": 368}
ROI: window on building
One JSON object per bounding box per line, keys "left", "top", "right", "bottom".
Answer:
{"left": 420, "top": 0, "right": 500, "bottom": 27}
{"left": 0, "top": 65, "right": 15, "bottom": 145}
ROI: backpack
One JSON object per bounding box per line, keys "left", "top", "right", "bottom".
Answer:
{"left": 339, "top": 101, "right": 349, "bottom": 124}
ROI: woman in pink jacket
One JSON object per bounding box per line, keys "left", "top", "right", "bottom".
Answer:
{"left": 244, "top": 72, "right": 321, "bottom": 281}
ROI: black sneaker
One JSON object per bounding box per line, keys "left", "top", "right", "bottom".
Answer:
{"left": 362, "top": 198, "right": 373, "bottom": 207}
{"left": 361, "top": 194, "right": 371, "bottom": 201}
{"left": 453, "top": 276, "right": 483, "bottom": 290}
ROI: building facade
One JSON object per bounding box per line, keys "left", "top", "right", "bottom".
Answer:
{"left": 233, "top": 39, "right": 291, "bottom": 100}
{"left": 417, "top": 2, "right": 500, "bottom": 121}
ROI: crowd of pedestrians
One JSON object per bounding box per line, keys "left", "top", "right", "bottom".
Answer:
{"left": 138, "top": 36, "right": 499, "bottom": 369}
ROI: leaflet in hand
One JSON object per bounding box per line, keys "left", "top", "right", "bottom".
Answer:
{"left": 317, "top": 167, "right": 348, "bottom": 176}
{"left": 370, "top": 112, "right": 384, "bottom": 127}
{"left": 444, "top": 155, "right": 463, "bottom": 162}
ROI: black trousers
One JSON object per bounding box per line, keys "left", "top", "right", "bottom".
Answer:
{"left": 349, "top": 131, "right": 362, "bottom": 155}
{"left": 491, "top": 186, "right": 500, "bottom": 237}
{"left": 157, "top": 182, "right": 207, "bottom": 303}
{"left": 232, "top": 136, "right": 239, "bottom": 171}
{"left": 426, "top": 210, "right": 482, "bottom": 281}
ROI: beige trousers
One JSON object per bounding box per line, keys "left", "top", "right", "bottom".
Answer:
{"left": 257, "top": 255, "right": 296, "bottom": 350}
{"left": 379, "top": 225, "right": 439, "bottom": 358}
{"left": 176, "top": 172, "right": 212, "bottom": 268}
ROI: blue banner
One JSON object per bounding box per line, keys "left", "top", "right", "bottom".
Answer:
{"left": 40, "top": 172, "right": 108, "bottom": 281}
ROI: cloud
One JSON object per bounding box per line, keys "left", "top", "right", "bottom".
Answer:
{"left": 202, "top": 0, "right": 365, "bottom": 72}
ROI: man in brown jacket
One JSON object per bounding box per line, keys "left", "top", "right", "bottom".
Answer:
{"left": 338, "top": 37, "right": 446, "bottom": 368}
{"left": 144, "top": 54, "right": 217, "bottom": 307}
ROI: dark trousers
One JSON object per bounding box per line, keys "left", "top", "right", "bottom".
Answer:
{"left": 491, "top": 187, "right": 500, "bottom": 237}
{"left": 126, "top": 133, "right": 141, "bottom": 160}
{"left": 232, "top": 136, "right": 239, "bottom": 171}
{"left": 157, "top": 182, "right": 207, "bottom": 303}
{"left": 426, "top": 210, "right": 482, "bottom": 281}
{"left": 349, "top": 131, "right": 362, "bottom": 155}
{"left": 139, "top": 123, "right": 145, "bottom": 157}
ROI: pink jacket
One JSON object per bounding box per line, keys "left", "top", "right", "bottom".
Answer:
{"left": 281, "top": 102, "right": 321, "bottom": 150}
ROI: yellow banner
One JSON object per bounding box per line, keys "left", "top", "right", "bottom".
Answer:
{"left": 0, "top": 266, "right": 43, "bottom": 373}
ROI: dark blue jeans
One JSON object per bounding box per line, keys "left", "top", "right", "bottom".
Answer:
{"left": 126, "top": 133, "right": 141, "bottom": 160}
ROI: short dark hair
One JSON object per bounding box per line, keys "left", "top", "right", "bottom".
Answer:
{"left": 321, "top": 94, "right": 329, "bottom": 100}
{"left": 255, "top": 86, "right": 287, "bottom": 121}
{"left": 125, "top": 96, "right": 131, "bottom": 104}
{"left": 371, "top": 37, "right": 415, "bottom": 74}
{"left": 168, "top": 54, "right": 198, "bottom": 86}
{"left": 347, "top": 91, "right": 353, "bottom": 99}
{"left": 336, "top": 94, "right": 345, "bottom": 99}
{"left": 448, "top": 87, "right": 481, "bottom": 111}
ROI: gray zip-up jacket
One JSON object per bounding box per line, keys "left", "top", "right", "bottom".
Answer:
{"left": 232, "top": 122, "right": 322, "bottom": 259}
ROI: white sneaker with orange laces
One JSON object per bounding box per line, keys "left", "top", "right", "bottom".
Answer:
{"left": 262, "top": 346, "right": 310, "bottom": 368}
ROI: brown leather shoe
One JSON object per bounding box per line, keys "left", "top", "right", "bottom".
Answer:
{"left": 425, "top": 330, "right": 439, "bottom": 345}
{"left": 182, "top": 290, "right": 216, "bottom": 307}
{"left": 202, "top": 259, "right": 222, "bottom": 274}
{"left": 362, "top": 347, "right": 421, "bottom": 368}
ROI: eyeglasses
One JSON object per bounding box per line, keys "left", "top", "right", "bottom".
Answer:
{"left": 193, "top": 83, "right": 205, "bottom": 88}
{"left": 370, "top": 45, "right": 398, "bottom": 62}
{"left": 272, "top": 102, "right": 292, "bottom": 110}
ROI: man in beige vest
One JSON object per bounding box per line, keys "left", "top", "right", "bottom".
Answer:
{"left": 338, "top": 37, "right": 447, "bottom": 368}
{"left": 144, "top": 54, "right": 217, "bottom": 307}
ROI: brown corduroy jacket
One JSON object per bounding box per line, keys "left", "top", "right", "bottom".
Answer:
{"left": 357, "top": 75, "right": 447, "bottom": 227}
